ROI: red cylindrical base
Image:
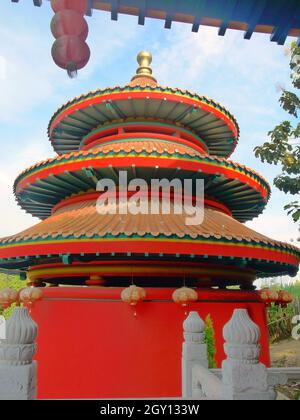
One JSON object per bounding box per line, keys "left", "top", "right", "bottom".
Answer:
{"left": 31, "top": 287, "right": 270, "bottom": 399}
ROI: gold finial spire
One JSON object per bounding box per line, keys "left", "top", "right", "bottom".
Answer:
{"left": 130, "top": 51, "right": 157, "bottom": 86}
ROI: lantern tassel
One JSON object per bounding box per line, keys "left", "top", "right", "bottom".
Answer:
{"left": 67, "top": 62, "right": 78, "bottom": 78}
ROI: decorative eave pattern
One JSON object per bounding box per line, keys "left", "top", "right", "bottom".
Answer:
{"left": 15, "top": 0, "right": 300, "bottom": 46}
{"left": 0, "top": 200, "right": 299, "bottom": 277}
{"left": 14, "top": 142, "right": 270, "bottom": 194}
{"left": 13, "top": 141, "right": 271, "bottom": 222}
{"left": 48, "top": 84, "right": 240, "bottom": 157}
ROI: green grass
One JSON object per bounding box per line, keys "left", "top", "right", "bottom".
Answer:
{"left": 282, "top": 282, "right": 300, "bottom": 297}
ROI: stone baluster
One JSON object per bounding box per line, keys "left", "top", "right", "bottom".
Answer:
{"left": 0, "top": 307, "right": 38, "bottom": 400}
{"left": 221, "top": 309, "right": 275, "bottom": 400}
{"left": 182, "top": 311, "right": 208, "bottom": 398}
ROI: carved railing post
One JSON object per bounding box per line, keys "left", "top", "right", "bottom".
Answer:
{"left": 0, "top": 307, "right": 38, "bottom": 400}
{"left": 221, "top": 309, "right": 275, "bottom": 400}
{"left": 182, "top": 311, "right": 208, "bottom": 398}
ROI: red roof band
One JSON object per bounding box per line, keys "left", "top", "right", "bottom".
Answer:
{"left": 0, "top": 51, "right": 299, "bottom": 284}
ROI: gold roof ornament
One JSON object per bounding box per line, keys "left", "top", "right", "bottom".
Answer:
{"left": 130, "top": 51, "right": 157, "bottom": 87}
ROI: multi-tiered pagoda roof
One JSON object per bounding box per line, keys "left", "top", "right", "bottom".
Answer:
{"left": 0, "top": 52, "right": 299, "bottom": 287}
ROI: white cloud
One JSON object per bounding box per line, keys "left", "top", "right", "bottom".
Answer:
{"left": 152, "top": 25, "right": 287, "bottom": 91}
{"left": 154, "top": 25, "right": 233, "bottom": 88}
{"left": 0, "top": 130, "right": 54, "bottom": 237}
{"left": 247, "top": 213, "right": 297, "bottom": 244}
{"left": 0, "top": 9, "right": 141, "bottom": 237}
{"left": 86, "top": 14, "right": 140, "bottom": 74}
{"left": 0, "top": 56, "right": 6, "bottom": 80}
{"left": 0, "top": 11, "right": 140, "bottom": 123}
{"left": 0, "top": 25, "right": 57, "bottom": 123}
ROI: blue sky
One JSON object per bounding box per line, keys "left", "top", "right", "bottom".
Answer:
{"left": 0, "top": 2, "right": 298, "bottom": 280}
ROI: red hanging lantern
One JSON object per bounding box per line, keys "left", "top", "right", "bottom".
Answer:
{"left": 51, "top": 0, "right": 87, "bottom": 14}
{"left": 258, "top": 288, "right": 279, "bottom": 307}
{"left": 51, "top": 35, "right": 90, "bottom": 77}
{"left": 51, "top": 10, "right": 89, "bottom": 41}
{"left": 0, "top": 288, "right": 18, "bottom": 309}
{"left": 277, "top": 290, "right": 293, "bottom": 308}
{"left": 50, "top": 0, "right": 90, "bottom": 76}
{"left": 19, "top": 287, "right": 43, "bottom": 306}
{"left": 172, "top": 287, "right": 198, "bottom": 307}
{"left": 121, "top": 285, "right": 146, "bottom": 306}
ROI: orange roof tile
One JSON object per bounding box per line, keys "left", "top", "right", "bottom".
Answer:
{"left": 0, "top": 198, "right": 297, "bottom": 255}
{"left": 90, "top": 140, "right": 203, "bottom": 156}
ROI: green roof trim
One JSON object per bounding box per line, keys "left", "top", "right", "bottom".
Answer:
{"left": 48, "top": 84, "right": 240, "bottom": 157}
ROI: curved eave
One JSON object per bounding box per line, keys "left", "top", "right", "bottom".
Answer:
{"left": 21, "top": 0, "right": 300, "bottom": 45}
{"left": 1, "top": 199, "right": 299, "bottom": 277}
{"left": 0, "top": 237, "right": 298, "bottom": 278}
{"left": 48, "top": 86, "right": 239, "bottom": 158}
{"left": 13, "top": 151, "right": 270, "bottom": 222}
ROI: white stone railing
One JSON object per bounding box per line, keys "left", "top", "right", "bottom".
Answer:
{"left": 183, "top": 309, "right": 300, "bottom": 401}
{"left": 0, "top": 307, "right": 38, "bottom": 400}
{"left": 182, "top": 311, "right": 208, "bottom": 398}
{"left": 222, "top": 308, "right": 276, "bottom": 400}
{"left": 0, "top": 306, "right": 299, "bottom": 400}
{"left": 192, "top": 364, "right": 222, "bottom": 399}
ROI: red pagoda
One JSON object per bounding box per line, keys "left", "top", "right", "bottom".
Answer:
{"left": 0, "top": 52, "right": 299, "bottom": 399}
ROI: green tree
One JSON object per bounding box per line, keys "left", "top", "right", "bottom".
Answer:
{"left": 204, "top": 314, "right": 217, "bottom": 369}
{"left": 254, "top": 42, "right": 300, "bottom": 224}
{"left": 0, "top": 274, "right": 24, "bottom": 319}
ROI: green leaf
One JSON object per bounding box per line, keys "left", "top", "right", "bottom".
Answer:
{"left": 254, "top": 42, "right": 300, "bottom": 223}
